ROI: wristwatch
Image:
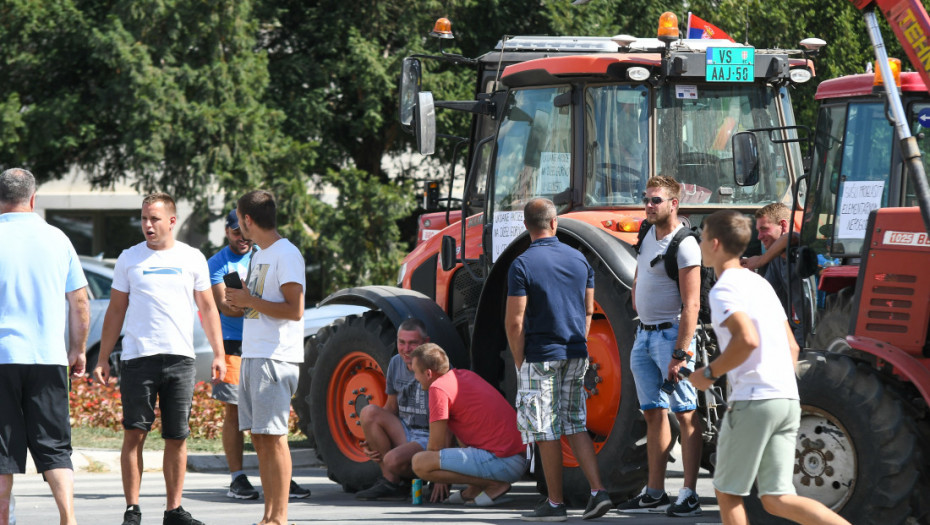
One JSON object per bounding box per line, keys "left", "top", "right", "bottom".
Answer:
{"left": 703, "top": 365, "right": 720, "bottom": 381}
{"left": 672, "top": 348, "right": 693, "bottom": 361}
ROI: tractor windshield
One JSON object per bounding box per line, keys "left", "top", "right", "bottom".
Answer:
{"left": 491, "top": 86, "right": 573, "bottom": 213}
{"left": 656, "top": 84, "right": 791, "bottom": 206}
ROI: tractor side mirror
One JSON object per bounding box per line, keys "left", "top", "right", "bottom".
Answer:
{"left": 440, "top": 235, "right": 458, "bottom": 271}
{"left": 732, "top": 132, "right": 760, "bottom": 186}
{"left": 415, "top": 92, "right": 436, "bottom": 156}
{"left": 399, "top": 58, "right": 421, "bottom": 131}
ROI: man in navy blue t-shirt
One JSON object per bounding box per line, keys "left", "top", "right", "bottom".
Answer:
{"left": 505, "top": 198, "right": 610, "bottom": 522}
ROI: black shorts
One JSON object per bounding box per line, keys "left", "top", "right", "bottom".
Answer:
{"left": 120, "top": 354, "right": 196, "bottom": 440}
{"left": 0, "top": 364, "right": 73, "bottom": 474}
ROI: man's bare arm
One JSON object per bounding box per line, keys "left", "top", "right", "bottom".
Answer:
{"left": 505, "top": 296, "right": 527, "bottom": 369}
{"left": 93, "top": 290, "right": 129, "bottom": 385}
{"left": 66, "top": 287, "right": 90, "bottom": 377}
{"left": 426, "top": 419, "right": 449, "bottom": 452}
{"left": 227, "top": 282, "right": 304, "bottom": 321}
{"left": 211, "top": 282, "right": 243, "bottom": 317}
{"left": 584, "top": 287, "right": 594, "bottom": 337}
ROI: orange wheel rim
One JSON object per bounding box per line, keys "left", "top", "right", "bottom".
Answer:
{"left": 325, "top": 351, "right": 387, "bottom": 462}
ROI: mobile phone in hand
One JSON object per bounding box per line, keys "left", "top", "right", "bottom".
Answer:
{"left": 223, "top": 271, "right": 243, "bottom": 289}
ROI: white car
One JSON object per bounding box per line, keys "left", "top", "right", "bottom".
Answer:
{"left": 79, "top": 256, "right": 366, "bottom": 383}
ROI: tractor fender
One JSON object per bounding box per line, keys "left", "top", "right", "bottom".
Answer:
{"left": 319, "top": 285, "right": 469, "bottom": 368}
{"left": 470, "top": 217, "right": 637, "bottom": 382}
{"left": 846, "top": 335, "right": 930, "bottom": 404}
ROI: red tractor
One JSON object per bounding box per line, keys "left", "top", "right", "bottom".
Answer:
{"left": 742, "top": 1, "right": 930, "bottom": 522}
{"left": 297, "top": 13, "right": 818, "bottom": 505}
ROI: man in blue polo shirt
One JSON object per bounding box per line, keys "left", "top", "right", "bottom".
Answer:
{"left": 505, "top": 198, "right": 610, "bottom": 522}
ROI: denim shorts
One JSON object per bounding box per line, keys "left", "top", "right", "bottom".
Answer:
{"left": 630, "top": 323, "right": 697, "bottom": 412}
{"left": 516, "top": 358, "right": 588, "bottom": 443}
{"left": 402, "top": 421, "right": 429, "bottom": 450}
{"left": 439, "top": 447, "right": 527, "bottom": 483}
{"left": 239, "top": 358, "right": 298, "bottom": 435}
{"left": 120, "top": 354, "right": 197, "bottom": 439}
{"left": 0, "top": 364, "right": 73, "bottom": 474}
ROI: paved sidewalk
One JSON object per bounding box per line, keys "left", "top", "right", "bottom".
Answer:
{"left": 26, "top": 447, "right": 322, "bottom": 474}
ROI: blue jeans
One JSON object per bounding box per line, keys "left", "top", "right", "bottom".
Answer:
{"left": 439, "top": 447, "right": 527, "bottom": 483}
{"left": 630, "top": 323, "right": 697, "bottom": 412}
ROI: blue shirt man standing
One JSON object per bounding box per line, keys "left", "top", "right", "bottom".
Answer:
{"left": 505, "top": 197, "right": 610, "bottom": 522}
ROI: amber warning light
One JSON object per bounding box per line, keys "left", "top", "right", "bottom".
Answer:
{"left": 430, "top": 17, "right": 454, "bottom": 39}
{"left": 658, "top": 12, "right": 680, "bottom": 42}
{"left": 874, "top": 57, "right": 902, "bottom": 87}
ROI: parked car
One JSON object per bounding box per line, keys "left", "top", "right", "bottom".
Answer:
{"left": 79, "top": 256, "right": 367, "bottom": 383}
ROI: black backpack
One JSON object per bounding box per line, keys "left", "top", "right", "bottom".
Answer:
{"left": 633, "top": 221, "right": 717, "bottom": 349}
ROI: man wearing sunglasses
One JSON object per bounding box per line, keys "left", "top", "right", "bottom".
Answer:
{"left": 618, "top": 176, "right": 703, "bottom": 517}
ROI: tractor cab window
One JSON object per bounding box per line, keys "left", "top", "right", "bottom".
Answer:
{"left": 491, "top": 86, "right": 572, "bottom": 214}
{"left": 656, "top": 84, "right": 788, "bottom": 206}
{"left": 583, "top": 84, "right": 649, "bottom": 206}
{"left": 907, "top": 102, "right": 930, "bottom": 208}
{"left": 802, "top": 104, "right": 847, "bottom": 258}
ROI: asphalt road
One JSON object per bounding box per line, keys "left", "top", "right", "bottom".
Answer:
{"left": 10, "top": 449, "right": 724, "bottom": 525}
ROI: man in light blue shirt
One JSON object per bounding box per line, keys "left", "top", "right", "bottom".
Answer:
{"left": 0, "top": 168, "right": 90, "bottom": 525}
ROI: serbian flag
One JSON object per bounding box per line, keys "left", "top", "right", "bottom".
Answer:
{"left": 687, "top": 13, "right": 735, "bottom": 42}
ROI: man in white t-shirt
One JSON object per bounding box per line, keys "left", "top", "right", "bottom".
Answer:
{"left": 93, "top": 193, "right": 225, "bottom": 525}
{"left": 620, "top": 176, "right": 703, "bottom": 516}
{"left": 226, "top": 190, "right": 305, "bottom": 525}
{"left": 691, "top": 210, "right": 849, "bottom": 525}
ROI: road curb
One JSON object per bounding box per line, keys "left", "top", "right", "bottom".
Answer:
{"left": 26, "top": 448, "right": 322, "bottom": 475}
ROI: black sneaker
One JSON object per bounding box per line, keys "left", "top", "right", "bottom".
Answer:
{"left": 583, "top": 490, "right": 612, "bottom": 520}
{"left": 354, "top": 477, "right": 408, "bottom": 501}
{"left": 227, "top": 474, "right": 260, "bottom": 500}
{"left": 616, "top": 487, "right": 670, "bottom": 513}
{"left": 666, "top": 490, "right": 702, "bottom": 517}
{"left": 122, "top": 505, "right": 141, "bottom": 525}
{"left": 163, "top": 506, "right": 204, "bottom": 525}
{"left": 289, "top": 480, "right": 311, "bottom": 499}
{"left": 521, "top": 499, "right": 567, "bottom": 522}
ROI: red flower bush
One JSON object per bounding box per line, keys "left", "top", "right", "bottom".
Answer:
{"left": 70, "top": 379, "right": 301, "bottom": 439}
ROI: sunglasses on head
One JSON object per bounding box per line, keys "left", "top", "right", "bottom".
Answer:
{"left": 642, "top": 196, "right": 667, "bottom": 206}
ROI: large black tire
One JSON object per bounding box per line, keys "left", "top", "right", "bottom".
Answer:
{"left": 559, "top": 256, "right": 647, "bottom": 507}
{"left": 308, "top": 312, "right": 395, "bottom": 492}
{"left": 745, "top": 352, "right": 918, "bottom": 525}
{"left": 809, "top": 287, "right": 854, "bottom": 353}
{"left": 293, "top": 331, "right": 326, "bottom": 448}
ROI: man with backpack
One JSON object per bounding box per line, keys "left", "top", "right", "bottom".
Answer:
{"left": 617, "top": 176, "right": 703, "bottom": 517}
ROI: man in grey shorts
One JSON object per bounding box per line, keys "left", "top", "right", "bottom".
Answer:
{"left": 208, "top": 209, "right": 309, "bottom": 500}
{"left": 226, "top": 190, "right": 306, "bottom": 525}
{"left": 691, "top": 211, "right": 849, "bottom": 525}
{"left": 355, "top": 318, "right": 442, "bottom": 501}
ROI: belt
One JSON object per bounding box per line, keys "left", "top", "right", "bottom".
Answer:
{"left": 639, "top": 322, "right": 673, "bottom": 331}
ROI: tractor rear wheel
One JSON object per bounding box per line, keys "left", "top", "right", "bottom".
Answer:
{"left": 308, "top": 312, "right": 395, "bottom": 492}
{"left": 809, "top": 287, "right": 854, "bottom": 353}
{"left": 744, "top": 352, "right": 917, "bottom": 524}
{"left": 293, "top": 329, "right": 328, "bottom": 448}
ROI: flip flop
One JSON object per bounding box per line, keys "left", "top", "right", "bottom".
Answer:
{"left": 443, "top": 491, "right": 469, "bottom": 505}
{"left": 466, "top": 491, "right": 514, "bottom": 507}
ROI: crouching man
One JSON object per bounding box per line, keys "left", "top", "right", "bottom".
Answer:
{"left": 410, "top": 344, "right": 526, "bottom": 507}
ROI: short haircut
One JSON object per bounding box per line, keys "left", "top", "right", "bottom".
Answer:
{"left": 755, "top": 202, "right": 790, "bottom": 223}
{"left": 398, "top": 318, "right": 428, "bottom": 339}
{"left": 238, "top": 190, "right": 276, "bottom": 230}
{"left": 410, "top": 343, "right": 449, "bottom": 374}
{"left": 142, "top": 192, "right": 177, "bottom": 215}
{"left": 703, "top": 210, "right": 752, "bottom": 256}
{"left": 523, "top": 198, "right": 557, "bottom": 233}
{"left": 646, "top": 175, "right": 682, "bottom": 201}
{"left": 0, "top": 168, "right": 36, "bottom": 205}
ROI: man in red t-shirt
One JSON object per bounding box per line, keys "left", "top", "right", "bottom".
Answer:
{"left": 410, "top": 344, "right": 527, "bottom": 507}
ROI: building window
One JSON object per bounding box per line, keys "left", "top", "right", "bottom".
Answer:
{"left": 46, "top": 210, "right": 143, "bottom": 258}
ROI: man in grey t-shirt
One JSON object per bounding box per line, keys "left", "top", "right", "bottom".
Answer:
{"left": 619, "top": 176, "right": 704, "bottom": 517}
{"left": 356, "top": 318, "right": 446, "bottom": 501}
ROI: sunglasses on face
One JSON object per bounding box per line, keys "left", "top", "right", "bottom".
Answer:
{"left": 642, "top": 196, "right": 667, "bottom": 206}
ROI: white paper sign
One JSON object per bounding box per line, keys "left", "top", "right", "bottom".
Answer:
{"left": 837, "top": 180, "right": 884, "bottom": 239}
{"left": 536, "top": 152, "right": 571, "bottom": 195}
{"left": 676, "top": 85, "right": 698, "bottom": 99}
{"left": 492, "top": 210, "right": 525, "bottom": 262}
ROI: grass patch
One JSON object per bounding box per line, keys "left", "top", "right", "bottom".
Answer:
{"left": 72, "top": 426, "right": 312, "bottom": 453}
